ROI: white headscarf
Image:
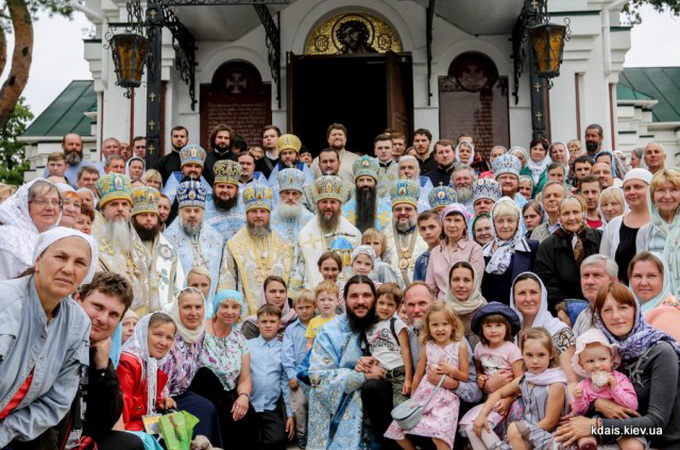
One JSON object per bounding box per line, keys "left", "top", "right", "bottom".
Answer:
{"left": 527, "top": 148, "right": 552, "bottom": 184}
{"left": 168, "top": 287, "right": 206, "bottom": 344}
{"left": 0, "top": 178, "right": 59, "bottom": 233}
{"left": 33, "top": 226, "right": 99, "bottom": 284}
{"left": 550, "top": 142, "right": 571, "bottom": 177}
{"left": 126, "top": 156, "right": 146, "bottom": 181}
{"left": 445, "top": 262, "right": 487, "bottom": 315}
{"left": 455, "top": 140, "right": 475, "bottom": 166}
{"left": 510, "top": 272, "right": 568, "bottom": 338}
{"left": 483, "top": 198, "right": 531, "bottom": 275}
{"left": 121, "top": 313, "right": 174, "bottom": 416}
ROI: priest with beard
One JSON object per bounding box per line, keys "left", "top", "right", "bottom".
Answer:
{"left": 270, "top": 168, "right": 313, "bottom": 250}
{"left": 42, "top": 133, "right": 95, "bottom": 186}
{"left": 203, "top": 159, "right": 246, "bottom": 239}
{"left": 217, "top": 183, "right": 296, "bottom": 316}
{"left": 450, "top": 164, "right": 477, "bottom": 212}
{"left": 203, "top": 123, "right": 237, "bottom": 185}
{"left": 92, "top": 173, "right": 156, "bottom": 315}
{"left": 307, "top": 275, "right": 386, "bottom": 450}
{"left": 267, "top": 134, "right": 314, "bottom": 191}
{"left": 387, "top": 180, "right": 428, "bottom": 286}
{"left": 130, "top": 186, "right": 185, "bottom": 313}
{"left": 298, "top": 176, "right": 361, "bottom": 287}
{"left": 395, "top": 156, "right": 433, "bottom": 212}
{"left": 342, "top": 156, "right": 393, "bottom": 233}
{"left": 164, "top": 180, "right": 224, "bottom": 307}
{"left": 164, "top": 143, "right": 213, "bottom": 225}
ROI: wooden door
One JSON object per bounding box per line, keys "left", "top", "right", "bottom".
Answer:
{"left": 386, "top": 51, "right": 412, "bottom": 137}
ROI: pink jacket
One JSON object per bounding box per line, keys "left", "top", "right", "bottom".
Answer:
{"left": 570, "top": 370, "right": 638, "bottom": 416}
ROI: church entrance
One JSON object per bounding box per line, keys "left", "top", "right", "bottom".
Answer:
{"left": 288, "top": 11, "right": 411, "bottom": 155}
{"left": 287, "top": 52, "right": 413, "bottom": 155}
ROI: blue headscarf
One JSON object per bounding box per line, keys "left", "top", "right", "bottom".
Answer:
{"left": 631, "top": 252, "right": 675, "bottom": 315}
{"left": 211, "top": 289, "right": 246, "bottom": 320}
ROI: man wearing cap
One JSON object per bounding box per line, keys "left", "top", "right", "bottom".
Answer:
{"left": 163, "top": 143, "right": 213, "bottom": 206}
{"left": 92, "top": 173, "right": 156, "bottom": 315}
{"left": 130, "top": 186, "right": 185, "bottom": 313}
{"left": 267, "top": 134, "right": 314, "bottom": 190}
{"left": 164, "top": 180, "right": 224, "bottom": 305}
{"left": 218, "top": 184, "right": 295, "bottom": 315}
{"left": 270, "top": 168, "right": 314, "bottom": 249}
{"left": 342, "top": 155, "right": 393, "bottom": 232}
{"left": 387, "top": 180, "right": 429, "bottom": 286}
{"left": 310, "top": 123, "right": 360, "bottom": 184}
{"left": 471, "top": 178, "right": 502, "bottom": 218}
{"left": 203, "top": 159, "right": 247, "bottom": 240}
{"left": 427, "top": 185, "right": 456, "bottom": 213}
{"left": 492, "top": 153, "right": 527, "bottom": 209}
{"left": 297, "top": 176, "right": 361, "bottom": 287}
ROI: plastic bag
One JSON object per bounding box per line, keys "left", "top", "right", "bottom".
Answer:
{"left": 158, "top": 411, "right": 200, "bottom": 450}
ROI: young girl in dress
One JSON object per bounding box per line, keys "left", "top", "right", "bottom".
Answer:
{"left": 570, "top": 329, "right": 642, "bottom": 450}
{"left": 117, "top": 312, "right": 177, "bottom": 431}
{"left": 473, "top": 327, "right": 567, "bottom": 450}
{"left": 385, "top": 301, "right": 469, "bottom": 450}
{"left": 459, "top": 302, "right": 524, "bottom": 449}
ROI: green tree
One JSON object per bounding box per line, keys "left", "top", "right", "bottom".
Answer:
{"left": 625, "top": 0, "right": 680, "bottom": 23}
{"left": 0, "top": 97, "right": 34, "bottom": 185}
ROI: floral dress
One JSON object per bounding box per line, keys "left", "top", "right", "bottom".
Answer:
{"left": 162, "top": 334, "right": 204, "bottom": 397}
{"left": 199, "top": 329, "right": 249, "bottom": 391}
{"left": 385, "top": 340, "right": 461, "bottom": 448}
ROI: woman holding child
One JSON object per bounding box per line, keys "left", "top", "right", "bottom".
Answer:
{"left": 555, "top": 282, "right": 680, "bottom": 450}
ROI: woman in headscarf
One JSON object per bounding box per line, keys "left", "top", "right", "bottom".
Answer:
{"left": 240, "top": 275, "right": 298, "bottom": 339}
{"left": 55, "top": 183, "right": 81, "bottom": 228}
{"left": 472, "top": 214, "right": 494, "bottom": 247}
{"left": 636, "top": 168, "right": 680, "bottom": 295}
{"left": 425, "top": 203, "right": 484, "bottom": 301}
{"left": 520, "top": 137, "right": 551, "bottom": 196}
{"left": 509, "top": 146, "right": 528, "bottom": 169}
{"left": 445, "top": 261, "right": 487, "bottom": 348}
{"left": 163, "top": 287, "right": 221, "bottom": 446}
{"left": 628, "top": 252, "right": 680, "bottom": 341}
{"left": 555, "top": 282, "right": 680, "bottom": 450}
{"left": 549, "top": 141, "right": 570, "bottom": 178}
{"left": 456, "top": 139, "right": 489, "bottom": 174}
{"left": 510, "top": 272, "right": 577, "bottom": 382}
{"left": 117, "top": 312, "right": 177, "bottom": 431}
{"left": 0, "top": 227, "right": 97, "bottom": 448}
{"left": 600, "top": 168, "right": 652, "bottom": 284}
{"left": 126, "top": 156, "right": 146, "bottom": 182}
{"left": 0, "top": 178, "right": 61, "bottom": 280}
{"left": 535, "top": 196, "right": 603, "bottom": 313}
{"left": 193, "top": 290, "right": 258, "bottom": 447}
{"left": 481, "top": 198, "right": 539, "bottom": 306}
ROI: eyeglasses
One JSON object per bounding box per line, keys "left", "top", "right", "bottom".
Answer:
{"left": 30, "top": 199, "right": 63, "bottom": 208}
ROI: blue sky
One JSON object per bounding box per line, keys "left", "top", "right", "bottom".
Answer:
{"left": 4, "top": 3, "right": 680, "bottom": 118}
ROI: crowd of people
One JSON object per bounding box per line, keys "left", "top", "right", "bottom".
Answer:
{"left": 0, "top": 122, "right": 679, "bottom": 450}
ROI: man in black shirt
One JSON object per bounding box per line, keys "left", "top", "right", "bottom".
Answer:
{"left": 155, "top": 126, "right": 189, "bottom": 184}
{"left": 412, "top": 128, "right": 436, "bottom": 174}
{"left": 255, "top": 125, "right": 282, "bottom": 179}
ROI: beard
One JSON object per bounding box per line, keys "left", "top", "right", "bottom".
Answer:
{"left": 66, "top": 151, "right": 83, "bottom": 166}
{"left": 180, "top": 216, "right": 202, "bottom": 237}
{"left": 355, "top": 186, "right": 377, "bottom": 233}
{"left": 318, "top": 210, "right": 340, "bottom": 233}
{"left": 277, "top": 202, "right": 303, "bottom": 220}
{"left": 212, "top": 141, "right": 231, "bottom": 154}
{"left": 132, "top": 218, "right": 162, "bottom": 242}
{"left": 247, "top": 220, "right": 271, "bottom": 238}
{"left": 105, "top": 219, "right": 132, "bottom": 254}
{"left": 395, "top": 216, "right": 417, "bottom": 234}
{"left": 585, "top": 141, "right": 599, "bottom": 154}
{"left": 213, "top": 194, "right": 238, "bottom": 211}
{"left": 456, "top": 186, "right": 473, "bottom": 204}
{"left": 347, "top": 304, "right": 378, "bottom": 333}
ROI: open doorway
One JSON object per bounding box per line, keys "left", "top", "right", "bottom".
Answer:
{"left": 288, "top": 52, "right": 413, "bottom": 155}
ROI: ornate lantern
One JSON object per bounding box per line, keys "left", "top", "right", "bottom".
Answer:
{"left": 109, "top": 33, "right": 150, "bottom": 88}
{"left": 529, "top": 22, "right": 567, "bottom": 79}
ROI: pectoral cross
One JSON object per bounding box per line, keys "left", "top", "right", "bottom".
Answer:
{"left": 534, "top": 82, "right": 542, "bottom": 92}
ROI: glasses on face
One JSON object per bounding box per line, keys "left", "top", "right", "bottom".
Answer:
{"left": 30, "top": 198, "right": 63, "bottom": 208}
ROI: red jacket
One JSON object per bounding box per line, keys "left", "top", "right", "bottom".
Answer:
{"left": 116, "top": 352, "right": 168, "bottom": 431}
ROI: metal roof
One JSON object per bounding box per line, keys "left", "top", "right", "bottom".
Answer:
{"left": 619, "top": 67, "right": 680, "bottom": 123}
{"left": 22, "top": 80, "right": 96, "bottom": 138}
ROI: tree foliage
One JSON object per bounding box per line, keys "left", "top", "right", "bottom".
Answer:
{"left": 624, "top": 0, "right": 680, "bottom": 23}
{"left": 0, "top": 97, "right": 34, "bottom": 185}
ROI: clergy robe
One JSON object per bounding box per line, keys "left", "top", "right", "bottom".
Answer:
{"left": 388, "top": 229, "right": 429, "bottom": 286}
{"left": 307, "top": 315, "right": 370, "bottom": 450}
{"left": 310, "top": 149, "right": 361, "bottom": 185}
{"left": 297, "top": 216, "right": 361, "bottom": 288}
{"left": 164, "top": 220, "right": 224, "bottom": 309}
{"left": 146, "top": 232, "right": 185, "bottom": 312}
{"left": 203, "top": 196, "right": 246, "bottom": 240}
{"left": 217, "top": 229, "right": 295, "bottom": 316}
{"left": 341, "top": 196, "right": 393, "bottom": 232}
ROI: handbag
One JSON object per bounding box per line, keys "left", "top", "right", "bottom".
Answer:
{"left": 390, "top": 372, "right": 447, "bottom": 431}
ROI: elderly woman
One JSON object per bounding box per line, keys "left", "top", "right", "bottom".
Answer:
{"left": 192, "top": 290, "right": 257, "bottom": 447}
{"left": 636, "top": 168, "right": 680, "bottom": 295}
{"left": 481, "top": 198, "right": 538, "bottom": 306}
{"left": 518, "top": 175, "right": 533, "bottom": 201}
{"left": 555, "top": 282, "right": 680, "bottom": 450}
{"left": 426, "top": 203, "right": 484, "bottom": 301}
{"left": 55, "top": 183, "right": 81, "bottom": 228}
{"left": 598, "top": 186, "right": 625, "bottom": 226}
{"left": 446, "top": 261, "right": 487, "bottom": 348}
{"left": 456, "top": 140, "right": 489, "bottom": 174}
{"left": 520, "top": 137, "right": 551, "bottom": 196}
{"left": 163, "top": 287, "right": 221, "bottom": 446}
{"left": 0, "top": 178, "right": 62, "bottom": 280}
{"left": 509, "top": 146, "right": 528, "bottom": 169}
{"left": 141, "top": 169, "right": 163, "bottom": 191}
{"left": 510, "top": 272, "right": 577, "bottom": 383}
{"left": 535, "top": 196, "right": 603, "bottom": 312}
{"left": 600, "top": 168, "right": 652, "bottom": 284}
{"left": 628, "top": 252, "right": 680, "bottom": 341}
{"left": 0, "top": 227, "right": 97, "bottom": 447}
{"left": 240, "top": 275, "right": 298, "bottom": 339}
